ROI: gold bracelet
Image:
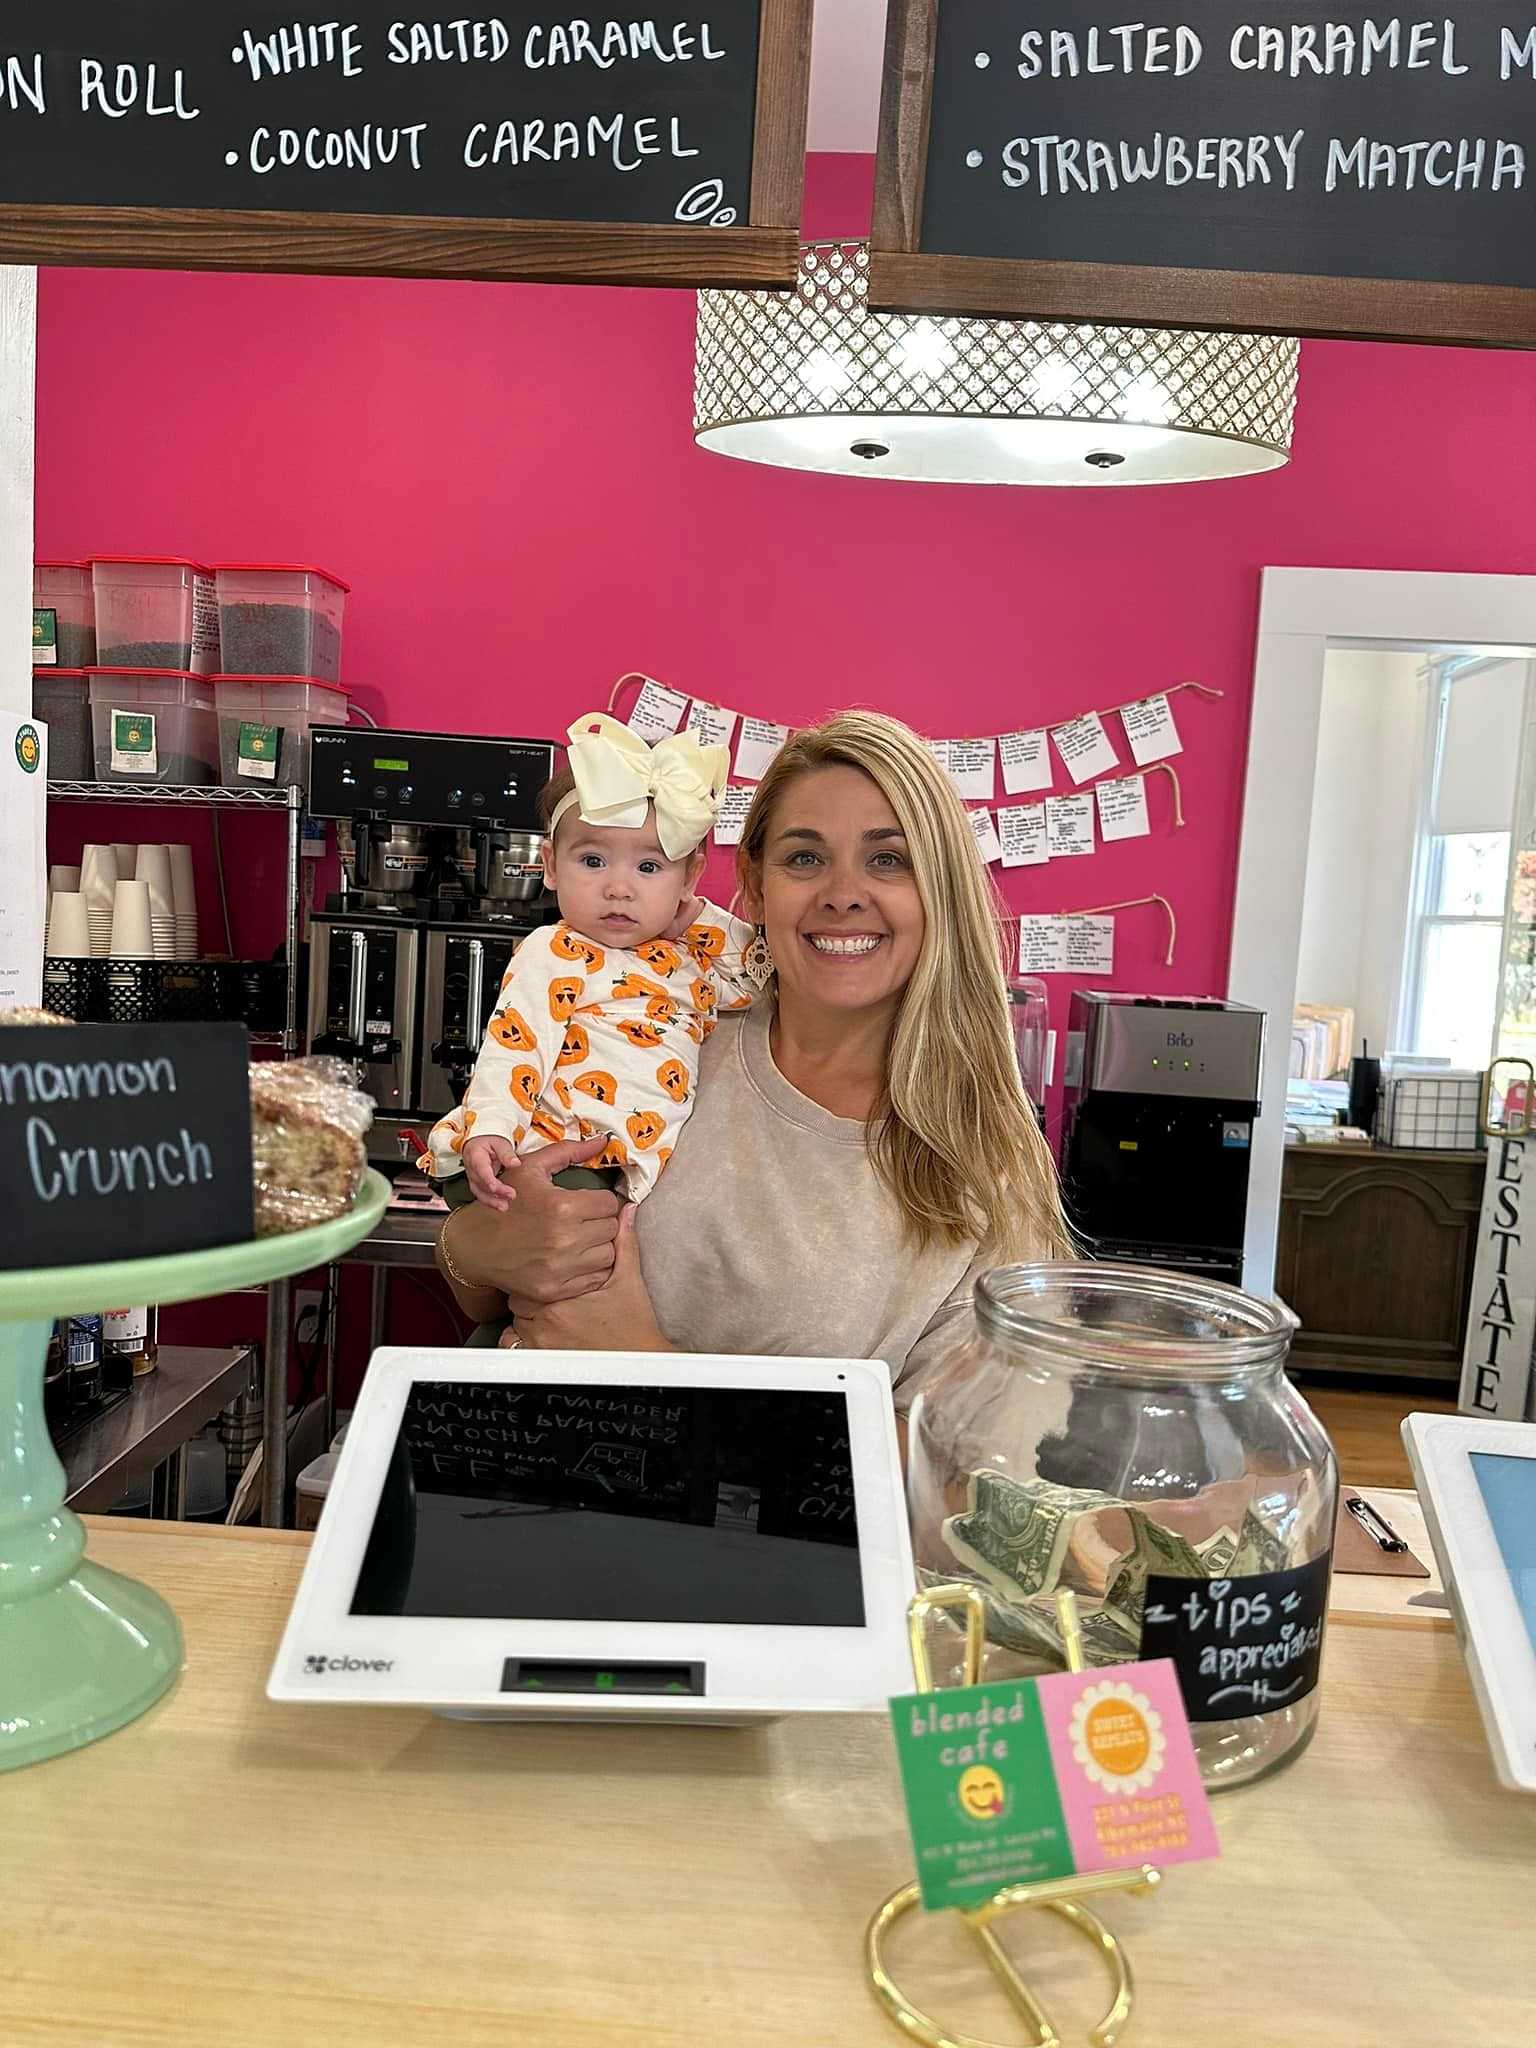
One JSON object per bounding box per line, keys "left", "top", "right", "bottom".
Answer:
{"left": 438, "top": 1207, "right": 473, "bottom": 1290}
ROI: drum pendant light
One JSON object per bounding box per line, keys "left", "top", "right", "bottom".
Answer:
{"left": 695, "top": 243, "right": 1299, "bottom": 487}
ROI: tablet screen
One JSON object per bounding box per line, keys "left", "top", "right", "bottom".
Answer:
{"left": 1471, "top": 1453, "right": 1536, "bottom": 1660}
{"left": 349, "top": 1381, "right": 865, "bottom": 1627}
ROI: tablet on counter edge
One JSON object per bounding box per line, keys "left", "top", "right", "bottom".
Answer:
{"left": 269, "top": 1349, "right": 915, "bottom": 1725}
{"left": 1402, "top": 1411, "right": 1536, "bottom": 1794}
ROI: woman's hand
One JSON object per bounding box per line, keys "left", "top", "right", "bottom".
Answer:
{"left": 436, "top": 1136, "right": 621, "bottom": 1315}
{"left": 514, "top": 1205, "right": 673, "bottom": 1350}
{"left": 662, "top": 890, "right": 703, "bottom": 941}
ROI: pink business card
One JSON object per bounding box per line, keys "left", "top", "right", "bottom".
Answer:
{"left": 1035, "top": 1658, "right": 1221, "bottom": 1873}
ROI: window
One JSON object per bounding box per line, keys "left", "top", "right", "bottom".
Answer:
{"left": 1405, "top": 831, "right": 1508, "bottom": 1066}
{"left": 1399, "top": 658, "right": 1517, "bottom": 1068}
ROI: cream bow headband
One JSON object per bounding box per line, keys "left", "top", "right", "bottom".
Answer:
{"left": 550, "top": 712, "right": 730, "bottom": 861}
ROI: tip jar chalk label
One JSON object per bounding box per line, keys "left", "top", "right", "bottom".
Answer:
{"left": 1137, "top": 1552, "right": 1332, "bottom": 1721}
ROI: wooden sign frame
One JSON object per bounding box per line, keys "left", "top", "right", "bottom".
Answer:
{"left": 0, "top": 0, "right": 811, "bottom": 290}
{"left": 869, "top": 0, "right": 1536, "bottom": 346}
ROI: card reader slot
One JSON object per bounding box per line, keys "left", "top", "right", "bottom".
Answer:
{"left": 501, "top": 1658, "right": 704, "bottom": 1696}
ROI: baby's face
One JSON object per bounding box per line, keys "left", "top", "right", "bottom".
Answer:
{"left": 543, "top": 806, "right": 699, "bottom": 949}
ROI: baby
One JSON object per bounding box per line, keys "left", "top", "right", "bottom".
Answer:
{"left": 428, "top": 711, "right": 760, "bottom": 1217}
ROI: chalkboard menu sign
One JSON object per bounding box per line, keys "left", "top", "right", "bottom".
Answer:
{"left": 0, "top": 2, "right": 811, "bottom": 288}
{"left": 871, "top": 0, "right": 1536, "bottom": 343}
{"left": 0, "top": 1021, "right": 254, "bottom": 1269}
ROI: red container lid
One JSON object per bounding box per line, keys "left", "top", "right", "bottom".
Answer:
{"left": 35, "top": 558, "right": 90, "bottom": 570}
{"left": 211, "top": 562, "right": 351, "bottom": 592}
{"left": 86, "top": 666, "right": 211, "bottom": 683}
{"left": 213, "top": 672, "right": 349, "bottom": 693}
{"left": 33, "top": 665, "right": 86, "bottom": 677}
{"left": 89, "top": 555, "right": 212, "bottom": 572}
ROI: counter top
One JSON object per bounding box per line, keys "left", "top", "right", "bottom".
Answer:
{"left": 8, "top": 1521, "right": 1532, "bottom": 2047}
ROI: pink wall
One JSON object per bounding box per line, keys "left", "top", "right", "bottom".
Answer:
{"left": 34, "top": 155, "right": 1536, "bottom": 1038}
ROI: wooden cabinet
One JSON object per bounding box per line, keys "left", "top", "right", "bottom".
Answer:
{"left": 1276, "top": 1144, "right": 1485, "bottom": 1382}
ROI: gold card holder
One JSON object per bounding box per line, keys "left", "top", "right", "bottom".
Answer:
{"left": 866, "top": 1584, "right": 1161, "bottom": 2048}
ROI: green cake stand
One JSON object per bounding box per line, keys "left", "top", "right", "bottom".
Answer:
{"left": 0, "top": 1170, "right": 389, "bottom": 1773}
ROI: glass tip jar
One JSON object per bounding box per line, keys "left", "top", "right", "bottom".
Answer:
{"left": 907, "top": 1263, "right": 1338, "bottom": 1791}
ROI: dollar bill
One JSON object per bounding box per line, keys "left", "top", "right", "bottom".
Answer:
{"left": 942, "top": 1470, "right": 1127, "bottom": 1605}
{"left": 1197, "top": 1525, "right": 1241, "bottom": 1576}
{"left": 1230, "top": 1503, "right": 1291, "bottom": 1577}
{"left": 1102, "top": 1506, "right": 1211, "bottom": 1630}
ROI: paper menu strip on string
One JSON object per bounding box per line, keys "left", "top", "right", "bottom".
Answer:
{"left": 1121, "top": 693, "right": 1183, "bottom": 767}
{"left": 1096, "top": 774, "right": 1151, "bottom": 842}
{"left": 967, "top": 808, "right": 1002, "bottom": 865}
{"left": 1045, "top": 794, "right": 1094, "bottom": 857}
{"left": 713, "top": 784, "right": 754, "bottom": 846}
{"left": 735, "top": 717, "right": 788, "bottom": 783}
{"left": 1017, "top": 917, "right": 1068, "bottom": 973}
{"left": 999, "top": 728, "right": 1051, "bottom": 795}
{"left": 1018, "top": 914, "right": 1115, "bottom": 975}
{"left": 1051, "top": 711, "right": 1119, "bottom": 784}
{"left": 687, "top": 702, "right": 736, "bottom": 751}
{"left": 1064, "top": 916, "right": 1114, "bottom": 972}
{"left": 627, "top": 679, "right": 688, "bottom": 744}
{"left": 946, "top": 738, "right": 997, "bottom": 801}
{"left": 998, "top": 802, "right": 1048, "bottom": 868}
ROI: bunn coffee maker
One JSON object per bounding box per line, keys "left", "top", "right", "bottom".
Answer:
{"left": 1060, "top": 992, "right": 1265, "bottom": 1285}
{"left": 305, "top": 727, "right": 557, "bottom": 1168}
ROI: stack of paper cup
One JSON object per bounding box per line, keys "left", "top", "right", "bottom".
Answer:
{"left": 136, "top": 844, "right": 177, "bottom": 961}
{"left": 45, "top": 892, "right": 91, "bottom": 959}
{"left": 168, "top": 843, "right": 198, "bottom": 960}
{"left": 109, "top": 879, "right": 154, "bottom": 960}
{"left": 80, "top": 844, "right": 119, "bottom": 957}
{"left": 48, "top": 863, "right": 80, "bottom": 907}
{"left": 112, "top": 843, "right": 137, "bottom": 881}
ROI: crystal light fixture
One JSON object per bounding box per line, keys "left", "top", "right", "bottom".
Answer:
{"left": 695, "top": 243, "right": 1299, "bottom": 487}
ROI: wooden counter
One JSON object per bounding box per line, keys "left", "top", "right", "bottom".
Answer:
{"left": 7, "top": 1522, "right": 1532, "bottom": 2047}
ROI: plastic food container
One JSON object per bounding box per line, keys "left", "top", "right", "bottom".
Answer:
{"left": 87, "top": 669, "right": 219, "bottom": 785}
{"left": 32, "top": 668, "right": 92, "bottom": 780}
{"left": 214, "top": 564, "right": 348, "bottom": 683}
{"left": 92, "top": 556, "right": 220, "bottom": 673}
{"left": 215, "top": 673, "right": 348, "bottom": 791}
{"left": 34, "top": 561, "right": 96, "bottom": 668}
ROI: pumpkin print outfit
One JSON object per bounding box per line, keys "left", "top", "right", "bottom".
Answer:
{"left": 428, "top": 907, "right": 759, "bottom": 1202}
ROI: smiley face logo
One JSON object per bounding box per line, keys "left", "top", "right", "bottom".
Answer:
{"left": 957, "top": 1764, "right": 1007, "bottom": 1823}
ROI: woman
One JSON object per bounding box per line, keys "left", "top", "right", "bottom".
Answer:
{"left": 437, "top": 711, "right": 1070, "bottom": 1404}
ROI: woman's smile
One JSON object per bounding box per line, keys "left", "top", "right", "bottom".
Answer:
{"left": 804, "top": 931, "right": 885, "bottom": 958}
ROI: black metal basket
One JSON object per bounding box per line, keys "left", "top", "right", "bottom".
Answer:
{"left": 156, "top": 962, "right": 227, "bottom": 1023}
{"left": 233, "top": 961, "right": 289, "bottom": 1035}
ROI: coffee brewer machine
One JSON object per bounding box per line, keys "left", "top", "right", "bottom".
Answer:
{"left": 306, "top": 727, "right": 557, "bottom": 1167}
{"left": 1060, "top": 992, "right": 1265, "bottom": 1285}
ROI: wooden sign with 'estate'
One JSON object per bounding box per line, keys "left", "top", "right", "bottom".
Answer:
{"left": 0, "top": 1022, "right": 254, "bottom": 1271}
{"left": 872, "top": 0, "right": 1536, "bottom": 344}
{"left": 0, "top": 3, "right": 811, "bottom": 288}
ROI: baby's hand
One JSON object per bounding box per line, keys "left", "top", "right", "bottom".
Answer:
{"left": 663, "top": 891, "right": 702, "bottom": 942}
{"left": 461, "top": 1134, "right": 522, "bottom": 1212}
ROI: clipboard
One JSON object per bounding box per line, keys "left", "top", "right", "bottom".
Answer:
{"left": 1333, "top": 1492, "right": 1430, "bottom": 1578}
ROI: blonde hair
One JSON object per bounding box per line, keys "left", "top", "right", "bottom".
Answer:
{"left": 737, "top": 711, "right": 1071, "bottom": 1261}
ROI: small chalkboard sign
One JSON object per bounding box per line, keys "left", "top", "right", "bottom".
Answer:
{"left": 1137, "top": 1553, "right": 1332, "bottom": 1720}
{"left": 0, "top": 2, "right": 811, "bottom": 289}
{"left": 757, "top": 1392, "right": 859, "bottom": 1547}
{"left": 872, "top": 0, "right": 1536, "bottom": 344}
{"left": 0, "top": 1021, "right": 254, "bottom": 1270}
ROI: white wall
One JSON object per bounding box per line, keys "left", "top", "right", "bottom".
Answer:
{"left": 1294, "top": 648, "right": 1427, "bottom": 1060}
{"left": 0, "top": 268, "right": 34, "bottom": 720}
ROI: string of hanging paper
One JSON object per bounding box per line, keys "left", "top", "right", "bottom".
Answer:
{"left": 608, "top": 672, "right": 1219, "bottom": 868}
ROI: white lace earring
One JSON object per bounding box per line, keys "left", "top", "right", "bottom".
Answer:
{"left": 743, "top": 924, "right": 775, "bottom": 988}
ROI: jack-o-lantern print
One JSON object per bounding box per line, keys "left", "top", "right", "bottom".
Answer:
{"left": 509, "top": 1067, "right": 540, "bottom": 1113}
{"left": 656, "top": 1058, "right": 689, "bottom": 1104}
{"left": 611, "top": 971, "right": 669, "bottom": 1003}
{"left": 549, "top": 975, "right": 584, "bottom": 1022}
{"left": 635, "top": 939, "right": 682, "bottom": 977}
{"left": 572, "top": 1070, "right": 619, "bottom": 1105}
{"left": 530, "top": 1107, "right": 565, "bottom": 1144}
{"left": 558, "top": 1021, "right": 591, "bottom": 1067}
{"left": 552, "top": 928, "right": 604, "bottom": 971}
{"left": 626, "top": 1109, "right": 666, "bottom": 1151}
{"left": 489, "top": 1006, "right": 537, "bottom": 1053}
{"left": 616, "top": 1018, "right": 664, "bottom": 1050}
